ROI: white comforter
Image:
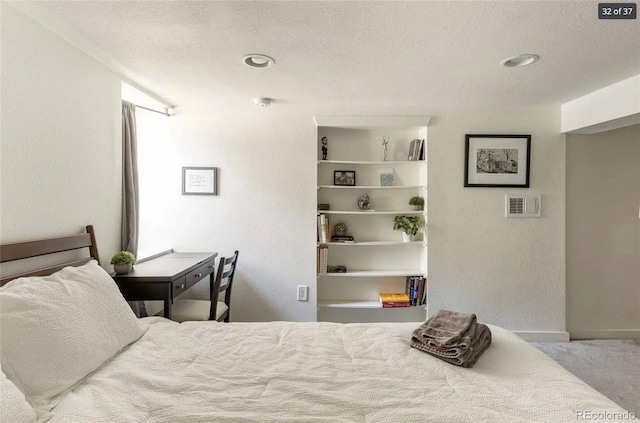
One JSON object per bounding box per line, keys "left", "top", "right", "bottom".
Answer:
{"left": 43, "top": 319, "right": 630, "bottom": 422}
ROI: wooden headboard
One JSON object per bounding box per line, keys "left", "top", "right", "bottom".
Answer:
{"left": 0, "top": 225, "right": 101, "bottom": 286}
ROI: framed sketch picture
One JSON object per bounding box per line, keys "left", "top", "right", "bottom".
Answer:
{"left": 464, "top": 135, "right": 531, "bottom": 188}
{"left": 334, "top": 170, "right": 356, "bottom": 186}
{"left": 182, "top": 167, "right": 218, "bottom": 195}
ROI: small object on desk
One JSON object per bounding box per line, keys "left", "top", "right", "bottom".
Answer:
{"left": 110, "top": 251, "right": 136, "bottom": 275}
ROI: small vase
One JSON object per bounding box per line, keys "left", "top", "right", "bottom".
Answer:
{"left": 412, "top": 205, "right": 423, "bottom": 211}
{"left": 114, "top": 263, "right": 132, "bottom": 275}
{"left": 402, "top": 233, "right": 414, "bottom": 243}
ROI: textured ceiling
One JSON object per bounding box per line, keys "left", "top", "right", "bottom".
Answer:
{"left": 12, "top": 1, "right": 640, "bottom": 111}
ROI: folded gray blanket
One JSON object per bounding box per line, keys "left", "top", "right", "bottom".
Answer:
{"left": 413, "top": 309, "right": 477, "bottom": 348}
{"left": 411, "top": 323, "right": 492, "bottom": 368}
{"left": 410, "top": 309, "right": 492, "bottom": 368}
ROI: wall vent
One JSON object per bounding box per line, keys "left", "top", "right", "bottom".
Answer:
{"left": 505, "top": 194, "right": 541, "bottom": 218}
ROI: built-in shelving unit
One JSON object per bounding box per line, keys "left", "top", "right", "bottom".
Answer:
{"left": 314, "top": 116, "right": 429, "bottom": 323}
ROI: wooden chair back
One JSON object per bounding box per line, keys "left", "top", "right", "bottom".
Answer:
{"left": 209, "top": 250, "right": 239, "bottom": 322}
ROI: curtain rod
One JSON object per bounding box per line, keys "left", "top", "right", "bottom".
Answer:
{"left": 133, "top": 103, "right": 172, "bottom": 117}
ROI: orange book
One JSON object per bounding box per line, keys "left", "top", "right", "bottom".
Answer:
{"left": 379, "top": 293, "right": 410, "bottom": 305}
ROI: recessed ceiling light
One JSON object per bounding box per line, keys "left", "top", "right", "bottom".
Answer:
{"left": 500, "top": 54, "right": 539, "bottom": 68}
{"left": 242, "top": 54, "right": 275, "bottom": 68}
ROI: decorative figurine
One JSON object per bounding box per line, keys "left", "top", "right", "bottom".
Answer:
{"left": 357, "top": 194, "right": 371, "bottom": 211}
{"left": 321, "top": 137, "right": 328, "bottom": 160}
{"left": 382, "top": 136, "right": 389, "bottom": 161}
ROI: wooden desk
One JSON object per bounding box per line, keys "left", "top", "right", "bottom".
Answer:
{"left": 113, "top": 252, "right": 217, "bottom": 320}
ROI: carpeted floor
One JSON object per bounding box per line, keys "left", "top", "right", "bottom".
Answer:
{"left": 531, "top": 339, "right": 640, "bottom": 416}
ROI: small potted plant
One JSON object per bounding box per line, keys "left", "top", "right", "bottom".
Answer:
{"left": 409, "top": 196, "right": 424, "bottom": 211}
{"left": 110, "top": 251, "right": 136, "bottom": 274}
{"left": 393, "top": 216, "right": 421, "bottom": 242}
{"left": 334, "top": 222, "right": 348, "bottom": 236}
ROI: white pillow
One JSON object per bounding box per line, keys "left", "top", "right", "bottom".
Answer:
{"left": 0, "top": 370, "right": 37, "bottom": 423}
{"left": 0, "top": 260, "right": 147, "bottom": 407}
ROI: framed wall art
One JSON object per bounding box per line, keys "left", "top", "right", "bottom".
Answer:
{"left": 182, "top": 167, "right": 218, "bottom": 195}
{"left": 464, "top": 134, "right": 531, "bottom": 188}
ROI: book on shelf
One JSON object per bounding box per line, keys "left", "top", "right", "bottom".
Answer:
{"left": 317, "top": 214, "right": 328, "bottom": 243}
{"left": 318, "top": 203, "right": 331, "bottom": 210}
{"left": 317, "top": 245, "right": 329, "bottom": 273}
{"left": 327, "top": 265, "right": 347, "bottom": 273}
{"left": 408, "top": 139, "right": 425, "bottom": 161}
{"left": 379, "top": 292, "right": 410, "bottom": 308}
{"left": 405, "top": 276, "right": 427, "bottom": 306}
{"left": 331, "top": 235, "right": 355, "bottom": 243}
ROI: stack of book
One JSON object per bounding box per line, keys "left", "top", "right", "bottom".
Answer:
{"left": 406, "top": 276, "right": 427, "bottom": 306}
{"left": 331, "top": 235, "right": 355, "bottom": 243}
{"left": 378, "top": 293, "right": 411, "bottom": 308}
{"left": 317, "top": 246, "right": 328, "bottom": 273}
{"left": 318, "top": 203, "right": 330, "bottom": 211}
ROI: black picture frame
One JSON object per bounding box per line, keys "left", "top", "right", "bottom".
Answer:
{"left": 334, "top": 170, "right": 356, "bottom": 186}
{"left": 464, "top": 134, "right": 531, "bottom": 188}
{"left": 182, "top": 166, "right": 218, "bottom": 195}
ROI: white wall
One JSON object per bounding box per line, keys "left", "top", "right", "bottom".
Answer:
{"left": 566, "top": 124, "right": 640, "bottom": 339}
{"left": 0, "top": 3, "right": 122, "bottom": 272}
{"left": 155, "top": 108, "right": 317, "bottom": 322}
{"left": 427, "top": 106, "right": 567, "bottom": 337}
{"left": 156, "top": 104, "right": 567, "bottom": 334}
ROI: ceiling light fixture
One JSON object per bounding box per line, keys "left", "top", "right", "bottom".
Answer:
{"left": 242, "top": 54, "right": 275, "bottom": 68}
{"left": 500, "top": 54, "right": 539, "bottom": 68}
{"left": 254, "top": 97, "right": 272, "bottom": 107}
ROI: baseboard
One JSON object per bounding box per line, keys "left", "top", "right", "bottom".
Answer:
{"left": 513, "top": 331, "right": 570, "bottom": 342}
{"left": 570, "top": 329, "right": 640, "bottom": 340}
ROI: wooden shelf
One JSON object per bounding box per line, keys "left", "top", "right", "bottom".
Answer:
{"left": 318, "top": 160, "right": 425, "bottom": 165}
{"left": 317, "top": 300, "right": 427, "bottom": 309}
{"left": 317, "top": 185, "right": 425, "bottom": 190}
{"left": 318, "top": 241, "right": 425, "bottom": 247}
{"left": 318, "top": 270, "right": 426, "bottom": 277}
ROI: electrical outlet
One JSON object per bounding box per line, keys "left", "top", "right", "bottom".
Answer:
{"left": 297, "top": 285, "right": 308, "bottom": 301}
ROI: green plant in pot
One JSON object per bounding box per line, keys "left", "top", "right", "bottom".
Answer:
{"left": 110, "top": 251, "right": 136, "bottom": 274}
{"left": 334, "top": 222, "right": 348, "bottom": 236}
{"left": 409, "top": 196, "right": 424, "bottom": 211}
{"left": 393, "top": 215, "right": 420, "bottom": 242}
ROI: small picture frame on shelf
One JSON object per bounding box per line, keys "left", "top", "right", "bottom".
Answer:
{"left": 334, "top": 170, "right": 356, "bottom": 186}
{"left": 379, "top": 168, "right": 394, "bottom": 186}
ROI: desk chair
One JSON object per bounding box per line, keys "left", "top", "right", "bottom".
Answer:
{"left": 172, "top": 251, "right": 239, "bottom": 323}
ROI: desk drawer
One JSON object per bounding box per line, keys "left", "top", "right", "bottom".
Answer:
{"left": 172, "top": 276, "right": 188, "bottom": 297}
{"left": 185, "top": 259, "right": 215, "bottom": 289}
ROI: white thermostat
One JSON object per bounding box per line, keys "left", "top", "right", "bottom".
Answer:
{"left": 505, "top": 194, "right": 541, "bottom": 218}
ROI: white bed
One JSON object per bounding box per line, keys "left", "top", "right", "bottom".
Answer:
{"left": 0, "top": 228, "right": 634, "bottom": 422}
{"left": 37, "top": 319, "right": 629, "bottom": 423}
